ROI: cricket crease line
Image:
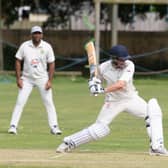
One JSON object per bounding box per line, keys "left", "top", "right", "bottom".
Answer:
{"left": 50, "top": 153, "right": 67, "bottom": 159}
{"left": 0, "top": 159, "right": 60, "bottom": 163}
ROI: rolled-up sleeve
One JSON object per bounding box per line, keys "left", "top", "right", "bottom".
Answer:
{"left": 15, "top": 44, "right": 24, "bottom": 60}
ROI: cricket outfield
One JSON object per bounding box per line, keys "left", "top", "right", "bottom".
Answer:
{"left": 0, "top": 75, "right": 168, "bottom": 168}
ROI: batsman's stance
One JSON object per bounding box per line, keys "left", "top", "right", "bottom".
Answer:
{"left": 8, "top": 26, "right": 61, "bottom": 135}
{"left": 57, "top": 45, "right": 168, "bottom": 156}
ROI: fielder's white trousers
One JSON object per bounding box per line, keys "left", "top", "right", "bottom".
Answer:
{"left": 96, "top": 95, "right": 147, "bottom": 125}
{"left": 9, "top": 77, "right": 58, "bottom": 129}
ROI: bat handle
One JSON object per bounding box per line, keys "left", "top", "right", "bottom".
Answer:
{"left": 90, "top": 93, "right": 98, "bottom": 96}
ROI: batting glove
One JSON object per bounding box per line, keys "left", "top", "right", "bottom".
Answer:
{"left": 88, "top": 77, "right": 104, "bottom": 95}
{"left": 89, "top": 83, "right": 104, "bottom": 95}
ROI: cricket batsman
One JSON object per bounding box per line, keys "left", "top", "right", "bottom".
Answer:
{"left": 56, "top": 44, "right": 168, "bottom": 156}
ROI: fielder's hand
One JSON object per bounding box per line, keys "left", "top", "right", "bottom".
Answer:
{"left": 88, "top": 77, "right": 104, "bottom": 95}
{"left": 17, "top": 78, "right": 23, "bottom": 89}
{"left": 45, "top": 80, "right": 52, "bottom": 90}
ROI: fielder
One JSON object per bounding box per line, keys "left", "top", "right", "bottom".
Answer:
{"left": 56, "top": 45, "right": 168, "bottom": 156}
{"left": 8, "top": 26, "right": 61, "bottom": 135}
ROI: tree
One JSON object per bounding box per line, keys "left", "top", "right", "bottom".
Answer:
{"left": 2, "top": 0, "right": 19, "bottom": 28}
{"left": 118, "top": 4, "right": 167, "bottom": 24}
{"left": 1, "top": 0, "right": 167, "bottom": 29}
{"left": 43, "top": 0, "right": 94, "bottom": 29}
{"left": 1, "top": 0, "right": 49, "bottom": 28}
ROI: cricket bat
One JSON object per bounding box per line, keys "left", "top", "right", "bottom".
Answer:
{"left": 85, "top": 41, "right": 98, "bottom": 79}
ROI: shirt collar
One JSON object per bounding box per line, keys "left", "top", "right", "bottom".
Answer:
{"left": 29, "top": 40, "right": 43, "bottom": 48}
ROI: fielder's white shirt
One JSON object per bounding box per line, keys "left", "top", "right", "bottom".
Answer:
{"left": 99, "top": 60, "right": 138, "bottom": 101}
{"left": 15, "top": 40, "right": 55, "bottom": 79}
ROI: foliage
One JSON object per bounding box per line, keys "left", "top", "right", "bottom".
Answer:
{"left": 3, "top": 43, "right": 17, "bottom": 70}
{"left": 118, "top": 4, "right": 167, "bottom": 24}
{"left": 43, "top": 0, "right": 94, "bottom": 29}
{"left": 1, "top": 0, "right": 168, "bottom": 28}
{"left": 1, "top": 0, "right": 19, "bottom": 27}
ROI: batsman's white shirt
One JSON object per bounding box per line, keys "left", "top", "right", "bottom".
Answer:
{"left": 99, "top": 60, "right": 137, "bottom": 101}
{"left": 15, "top": 40, "right": 55, "bottom": 79}
{"left": 97, "top": 60, "right": 147, "bottom": 125}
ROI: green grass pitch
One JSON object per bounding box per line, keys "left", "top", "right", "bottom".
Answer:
{"left": 0, "top": 75, "right": 168, "bottom": 168}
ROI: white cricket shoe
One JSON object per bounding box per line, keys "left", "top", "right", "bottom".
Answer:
{"left": 50, "top": 125, "right": 62, "bottom": 135}
{"left": 8, "top": 125, "right": 17, "bottom": 134}
{"left": 56, "top": 142, "right": 72, "bottom": 153}
{"left": 149, "top": 146, "right": 168, "bottom": 156}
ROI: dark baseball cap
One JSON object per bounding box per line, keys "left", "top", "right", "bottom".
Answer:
{"left": 109, "top": 45, "right": 131, "bottom": 60}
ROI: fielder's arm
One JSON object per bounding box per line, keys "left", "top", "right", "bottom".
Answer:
{"left": 46, "top": 62, "right": 55, "bottom": 90}
{"left": 15, "top": 58, "right": 23, "bottom": 88}
{"left": 48, "top": 62, "right": 55, "bottom": 82}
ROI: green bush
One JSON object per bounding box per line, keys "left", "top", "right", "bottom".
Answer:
{"left": 3, "top": 44, "right": 17, "bottom": 70}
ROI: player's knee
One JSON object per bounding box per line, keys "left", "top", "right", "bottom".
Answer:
{"left": 148, "top": 98, "right": 162, "bottom": 118}
{"left": 88, "top": 122, "right": 110, "bottom": 140}
{"left": 16, "top": 98, "right": 26, "bottom": 107}
{"left": 43, "top": 98, "right": 53, "bottom": 107}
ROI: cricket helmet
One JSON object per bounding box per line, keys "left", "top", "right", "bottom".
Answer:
{"left": 109, "top": 45, "right": 131, "bottom": 60}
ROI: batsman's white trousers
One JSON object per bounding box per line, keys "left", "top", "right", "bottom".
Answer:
{"left": 96, "top": 95, "right": 147, "bottom": 125}
{"left": 9, "top": 77, "right": 58, "bottom": 128}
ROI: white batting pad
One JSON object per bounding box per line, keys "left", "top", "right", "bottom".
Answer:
{"left": 64, "top": 128, "right": 92, "bottom": 147}
{"left": 88, "top": 122, "right": 110, "bottom": 140}
{"left": 148, "top": 98, "right": 164, "bottom": 149}
{"left": 64, "top": 122, "right": 110, "bottom": 147}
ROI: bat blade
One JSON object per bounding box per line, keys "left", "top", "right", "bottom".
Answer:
{"left": 85, "top": 41, "right": 98, "bottom": 78}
